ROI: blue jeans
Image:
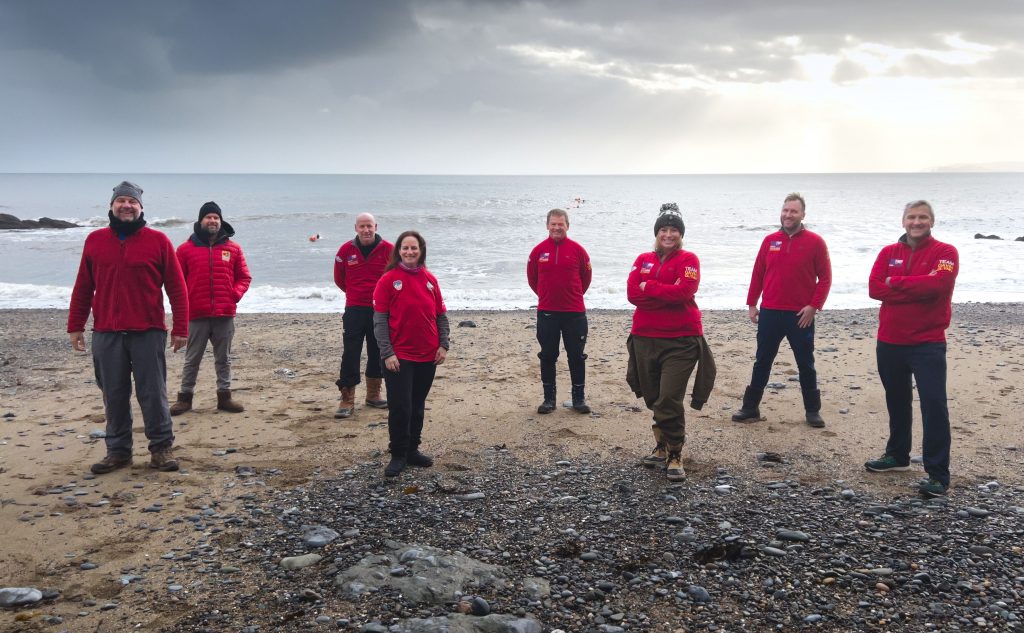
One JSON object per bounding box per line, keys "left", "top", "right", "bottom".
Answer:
{"left": 92, "top": 330, "right": 175, "bottom": 456}
{"left": 876, "top": 341, "right": 951, "bottom": 486}
{"left": 536, "top": 310, "right": 588, "bottom": 387}
{"left": 749, "top": 309, "right": 817, "bottom": 391}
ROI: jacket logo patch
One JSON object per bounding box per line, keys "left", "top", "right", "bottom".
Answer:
{"left": 539, "top": 252, "right": 550, "bottom": 263}
{"left": 640, "top": 261, "right": 654, "bottom": 275}
{"left": 392, "top": 280, "right": 403, "bottom": 290}
{"left": 889, "top": 258, "right": 903, "bottom": 266}
{"left": 585, "top": 261, "right": 592, "bottom": 270}
{"left": 683, "top": 266, "right": 699, "bottom": 280}
{"left": 936, "top": 259, "right": 955, "bottom": 273}
{"left": 769, "top": 240, "right": 783, "bottom": 252}
{"left": 221, "top": 250, "right": 231, "bottom": 261}
{"left": 347, "top": 254, "right": 358, "bottom": 266}
{"left": 426, "top": 281, "right": 434, "bottom": 291}
{"left": 335, "top": 255, "right": 343, "bottom": 263}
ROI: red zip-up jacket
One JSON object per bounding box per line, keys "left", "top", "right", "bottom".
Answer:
{"left": 869, "top": 234, "right": 958, "bottom": 344}
{"left": 373, "top": 267, "right": 447, "bottom": 363}
{"left": 68, "top": 226, "right": 188, "bottom": 337}
{"left": 627, "top": 249, "right": 703, "bottom": 338}
{"left": 746, "top": 227, "right": 832, "bottom": 311}
{"left": 177, "top": 224, "right": 252, "bottom": 321}
{"left": 335, "top": 237, "right": 394, "bottom": 308}
{"left": 526, "top": 236, "right": 591, "bottom": 312}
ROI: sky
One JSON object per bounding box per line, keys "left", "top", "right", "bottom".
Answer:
{"left": 1, "top": 0, "right": 1023, "bottom": 175}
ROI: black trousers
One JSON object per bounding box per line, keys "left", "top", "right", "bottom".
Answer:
{"left": 383, "top": 359, "right": 436, "bottom": 455}
{"left": 337, "top": 306, "right": 382, "bottom": 389}
{"left": 536, "top": 310, "right": 588, "bottom": 387}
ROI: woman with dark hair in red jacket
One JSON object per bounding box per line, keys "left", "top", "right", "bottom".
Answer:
{"left": 372, "top": 231, "right": 450, "bottom": 477}
{"left": 625, "top": 203, "right": 716, "bottom": 482}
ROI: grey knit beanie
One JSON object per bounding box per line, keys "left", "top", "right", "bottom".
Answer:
{"left": 653, "top": 202, "right": 684, "bottom": 236}
{"left": 110, "top": 181, "right": 144, "bottom": 207}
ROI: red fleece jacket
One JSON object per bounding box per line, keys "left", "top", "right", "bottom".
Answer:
{"left": 627, "top": 249, "right": 703, "bottom": 338}
{"left": 335, "top": 238, "right": 393, "bottom": 308}
{"left": 526, "top": 237, "right": 591, "bottom": 312}
{"left": 869, "top": 234, "right": 958, "bottom": 344}
{"left": 68, "top": 226, "right": 188, "bottom": 337}
{"left": 746, "top": 227, "right": 832, "bottom": 311}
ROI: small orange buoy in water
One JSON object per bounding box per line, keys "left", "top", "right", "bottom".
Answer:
{"left": 308, "top": 233, "right": 320, "bottom": 242}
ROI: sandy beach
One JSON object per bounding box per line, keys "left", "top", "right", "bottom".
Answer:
{"left": 0, "top": 304, "right": 1021, "bottom": 631}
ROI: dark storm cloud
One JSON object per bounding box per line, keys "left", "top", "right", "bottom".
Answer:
{"left": 0, "top": 0, "right": 418, "bottom": 82}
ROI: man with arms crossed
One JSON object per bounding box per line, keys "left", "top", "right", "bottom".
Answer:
{"left": 865, "top": 200, "right": 958, "bottom": 498}
{"left": 334, "top": 213, "right": 393, "bottom": 418}
{"left": 527, "top": 208, "right": 593, "bottom": 414}
{"left": 68, "top": 181, "right": 188, "bottom": 474}
{"left": 169, "top": 201, "right": 252, "bottom": 415}
{"left": 733, "top": 193, "right": 832, "bottom": 427}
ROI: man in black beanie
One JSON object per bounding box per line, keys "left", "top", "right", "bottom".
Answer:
{"left": 170, "top": 201, "right": 252, "bottom": 415}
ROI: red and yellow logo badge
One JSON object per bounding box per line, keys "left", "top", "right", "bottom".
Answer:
{"left": 683, "top": 266, "right": 698, "bottom": 280}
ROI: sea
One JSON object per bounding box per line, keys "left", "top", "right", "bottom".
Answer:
{"left": 1, "top": 173, "right": 1022, "bottom": 312}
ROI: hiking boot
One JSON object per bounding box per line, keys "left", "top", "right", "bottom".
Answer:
{"left": 802, "top": 388, "right": 825, "bottom": 428}
{"left": 641, "top": 427, "right": 667, "bottom": 468}
{"left": 90, "top": 453, "right": 132, "bottom": 475}
{"left": 571, "top": 384, "right": 591, "bottom": 414}
{"left": 537, "top": 383, "right": 556, "bottom": 414}
{"left": 731, "top": 386, "right": 763, "bottom": 422}
{"left": 149, "top": 448, "right": 179, "bottom": 472}
{"left": 169, "top": 392, "right": 193, "bottom": 416}
{"left": 364, "top": 377, "right": 388, "bottom": 409}
{"left": 407, "top": 448, "right": 434, "bottom": 468}
{"left": 919, "top": 478, "right": 948, "bottom": 498}
{"left": 335, "top": 386, "right": 356, "bottom": 419}
{"left": 665, "top": 444, "right": 686, "bottom": 482}
{"left": 384, "top": 454, "right": 407, "bottom": 477}
{"left": 864, "top": 454, "right": 911, "bottom": 472}
{"left": 216, "top": 389, "right": 244, "bottom": 413}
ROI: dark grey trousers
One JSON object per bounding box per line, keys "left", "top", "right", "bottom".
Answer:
{"left": 179, "top": 317, "right": 235, "bottom": 392}
{"left": 92, "top": 330, "right": 175, "bottom": 456}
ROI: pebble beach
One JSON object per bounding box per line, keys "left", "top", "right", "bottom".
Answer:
{"left": 0, "top": 304, "right": 1022, "bottom": 631}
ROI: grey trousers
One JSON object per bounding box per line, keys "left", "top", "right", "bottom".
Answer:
{"left": 179, "top": 317, "right": 235, "bottom": 392}
{"left": 92, "top": 330, "right": 175, "bottom": 456}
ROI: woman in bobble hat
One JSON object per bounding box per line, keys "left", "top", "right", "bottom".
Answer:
{"left": 625, "top": 203, "right": 716, "bottom": 481}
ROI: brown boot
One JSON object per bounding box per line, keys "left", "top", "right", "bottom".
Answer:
{"left": 335, "top": 386, "right": 356, "bottom": 419}
{"left": 364, "top": 377, "right": 388, "bottom": 409}
{"left": 641, "top": 426, "right": 667, "bottom": 468}
{"left": 90, "top": 453, "right": 132, "bottom": 475}
{"left": 150, "top": 447, "right": 179, "bottom": 472}
{"left": 216, "top": 389, "right": 244, "bottom": 413}
{"left": 169, "top": 392, "right": 193, "bottom": 416}
{"left": 665, "top": 443, "right": 686, "bottom": 481}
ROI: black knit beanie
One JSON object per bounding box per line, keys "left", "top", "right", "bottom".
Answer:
{"left": 198, "top": 201, "right": 223, "bottom": 222}
{"left": 653, "top": 202, "right": 685, "bottom": 236}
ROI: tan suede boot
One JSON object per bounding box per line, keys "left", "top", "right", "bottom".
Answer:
{"left": 364, "top": 377, "right": 388, "bottom": 409}
{"left": 641, "top": 426, "right": 668, "bottom": 468}
{"left": 216, "top": 389, "right": 244, "bottom": 413}
{"left": 665, "top": 443, "right": 686, "bottom": 481}
{"left": 335, "top": 386, "right": 356, "bottom": 419}
{"left": 169, "top": 392, "right": 192, "bottom": 416}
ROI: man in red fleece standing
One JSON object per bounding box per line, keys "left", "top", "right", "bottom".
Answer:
{"left": 527, "top": 208, "right": 593, "bottom": 414}
{"left": 865, "top": 200, "right": 958, "bottom": 498}
{"left": 733, "top": 193, "right": 832, "bottom": 427}
{"left": 68, "top": 181, "right": 188, "bottom": 474}
{"left": 334, "top": 213, "right": 394, "bottom": 418}
{"left": 169, "top": 201, "right": 252, "bottom": 416}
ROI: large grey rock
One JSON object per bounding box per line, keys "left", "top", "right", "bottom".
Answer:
{"left": 301, "top": 524, "right": 340, "bottom": 548}
{"left": 0, "top": 587, "right": 42, "bottom": 608}
{"left": 0, "top": 214, "right": 78, "bottom": 230}
{"left": 393, "top": 614, "right": 543, "bottom": 633}
{"left": 522, "top": 577, "right": 550, "bottom": 600}
{"left": 336, "top": 542, "right": 509, "bottom": 604}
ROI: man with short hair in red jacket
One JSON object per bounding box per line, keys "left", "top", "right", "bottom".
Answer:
{"left": 527, "top": 208, "right": 593, "bottom": 414}
{"left": 733, "top": 193, "right": 832, "bottom": 428}
{"left": 68, "top": 181, "right": 188, "bottom": 475}
{"left": 865, "top": 200, "right": 958, "bottom": 498}
{"left": 169, "top": 202, "right": 252, "bottom": 415}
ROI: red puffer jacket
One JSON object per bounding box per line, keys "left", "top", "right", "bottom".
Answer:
{"left": 177, "top": 222, "right": 252, "bottom": 321}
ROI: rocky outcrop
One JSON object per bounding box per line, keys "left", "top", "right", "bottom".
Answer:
{"left": 0, "top": 213, "right": 78, "bottom": 229}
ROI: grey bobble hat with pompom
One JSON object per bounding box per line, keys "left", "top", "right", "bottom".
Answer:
{"left": 654, "top": 202, "right": 684, "bottom": 236}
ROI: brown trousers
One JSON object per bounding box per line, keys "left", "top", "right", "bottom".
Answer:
{"left": 626, "top": 335, "right": 701, "bottom": 445}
